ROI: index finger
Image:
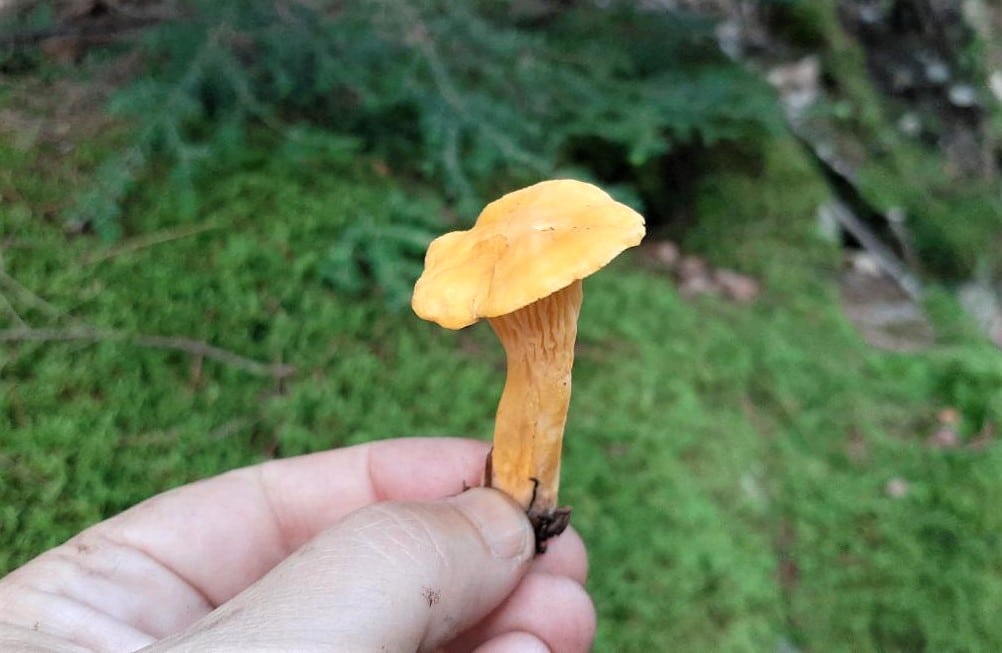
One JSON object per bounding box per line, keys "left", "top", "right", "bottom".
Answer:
{"left": 111, "top": 436, "right": 491, "bottom": 602}
{"left": 1, "top": 437, "right": 490, "bottom": 644}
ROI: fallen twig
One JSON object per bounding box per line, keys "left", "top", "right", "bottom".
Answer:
{"left": 82, "top": 222, "right": 221, "bottom": 265}
{"left": 209, "top": 416, "right": 260, "bottom": 440}
{"left": 0, "top": 290, "right": 27, "bottom": 328}
{"left": 0, "top": 19, "right": 160, "bottom": 49}
{"left": 0, "top": 268, "right": 65, "bottom": 319}
{"left": 0, "top": 326, "right": 295, "bottom": 379}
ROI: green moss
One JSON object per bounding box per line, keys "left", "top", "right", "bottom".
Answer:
{"left": 857, "top": 148, "right": 1002, "bottom": 279}
{"left": 686, "top": 134, "right": 836, "bottom": 283}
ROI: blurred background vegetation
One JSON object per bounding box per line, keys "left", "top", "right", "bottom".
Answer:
{"left": 2, "top": 0, "right": 1002, "bottom": 650}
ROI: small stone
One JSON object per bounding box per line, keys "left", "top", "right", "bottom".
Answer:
{"left": 924, "top": 60, "right": 951, "bottom": 85}
{"left": 885, "top": 206, "right": 907, "bottom": 225}
{"left": 991, "top": 320, "right": 1002, "bottom": 349}
{"left": 948, "top": 84, "right": 979, "bottom": 107}
{"left": 715, "top": 269, "right": 760, "bottom": 303}
{"left": 766, "top": 57, "right": 820, "bottom": 117}
{"left": 651, "top": 241, "right": 680, "bottom": 268}
{"left": 958, "top": 281, "right": 1000, "bottom": 344}
{"left": 858, "top": 4, "right": 884, "bottom": 24}
{"left": 677, "top": 255, "right": 709, "bottom": 281}
{"left": 885, "top": 477, "right": 909, "bottom": 499}
{"left": 715, "top": 19, "right": 742, "bottom": 60}
{"left": 817, "top": 204, "right": 840, "bottom": 242}
{"left": 897, "top": 112, "right": 921, "bottom": 137}
{"left": 848, "top": 252, "right": 882, "bottom": 276}
{"left": 927, "top": 427, "right": 960, "bottom": 449}
{"left": 676, "top": 256, "right": 716, "bottom": 298}
{"left": 990, "top": 71, "right": 1002, "bottom": 103}
{"left": 678, "top": 275, "right": 718, "bottom": 298}
{"left": 937, "top": 407, "right": 960, "bottom": 425}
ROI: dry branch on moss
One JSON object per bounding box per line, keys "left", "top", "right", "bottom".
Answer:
{"left": 0, "top": 326, "right": 295, "bottom": 379}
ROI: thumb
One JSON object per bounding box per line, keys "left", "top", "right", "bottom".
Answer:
{"left": 148, "top": 488, "right": 535, "bottom": 652}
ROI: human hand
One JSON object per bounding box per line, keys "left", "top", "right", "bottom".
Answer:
{"left": 0, "top": 438, "right": 593, "bottom": 652}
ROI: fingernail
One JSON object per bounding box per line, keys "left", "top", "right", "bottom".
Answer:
{"left": 450, "top": 488, "right": 531, "bottom": 560}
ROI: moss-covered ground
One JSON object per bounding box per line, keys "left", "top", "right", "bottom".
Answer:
{"left": 4, "top": 93, "right": 1002, "bottom": 652}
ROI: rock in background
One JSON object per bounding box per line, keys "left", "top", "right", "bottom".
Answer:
{"left": 699, "top": 0, "right": 1002, "bottom": 349}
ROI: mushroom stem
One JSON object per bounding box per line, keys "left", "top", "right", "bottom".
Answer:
{"left": 487, "top": 279, "right": 581, "bottom": 544}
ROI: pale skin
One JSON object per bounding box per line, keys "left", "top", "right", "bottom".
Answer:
{"left": 0, "top": 438, "right": 594, "bottom": 652}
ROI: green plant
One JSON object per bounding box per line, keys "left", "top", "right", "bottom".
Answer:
{"left": 934, "top": 352, "right": 1002, "bottom": 436}
{"left": 49, "top": 0, "right": 779, "bottom": 242}
{"left": 319, "top": 189, "right": 440, "bottom": 310}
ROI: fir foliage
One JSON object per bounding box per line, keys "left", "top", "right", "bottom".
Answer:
{"left": 55, "top": 0, "right": 779, "bottom": 242}
{"left": 318, "top": 189, "right": 441, "bottom": 310}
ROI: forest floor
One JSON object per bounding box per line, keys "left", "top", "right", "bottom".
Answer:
{"left": 4, "top": 66, "right": 1002, "bottom": 653}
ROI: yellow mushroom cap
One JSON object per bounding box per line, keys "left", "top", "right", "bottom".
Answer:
{"left": 412, "top": 179, "right": 646, "bottom": 329}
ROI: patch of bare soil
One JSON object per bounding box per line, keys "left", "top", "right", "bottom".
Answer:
{"left": 0, "top": 52, "right": 138, "bottom": 218}
{"left": 0, "top": 49, "right": 138, "bottom": 148}
{"left": 1, "top": 0, "right": 156, "bottom": 152}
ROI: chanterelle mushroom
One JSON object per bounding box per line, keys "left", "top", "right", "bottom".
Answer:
{"left": 412, "top": 179, "right": 645, "bottom": 551}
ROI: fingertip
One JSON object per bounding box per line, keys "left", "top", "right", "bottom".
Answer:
{"left": 538, "top": 573, "right": 597, "bottom": 652}
{"left": 530, "top": 526, "right": 588, "bottom": 585}
{"left": 473, "top": 630, "right": 551, "bottom": 653}
{"left": 448, "top": 488, "right": 534, "bottom": 562}
{"left": 448, "top": 571, "right": 596, "bottom": 653}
